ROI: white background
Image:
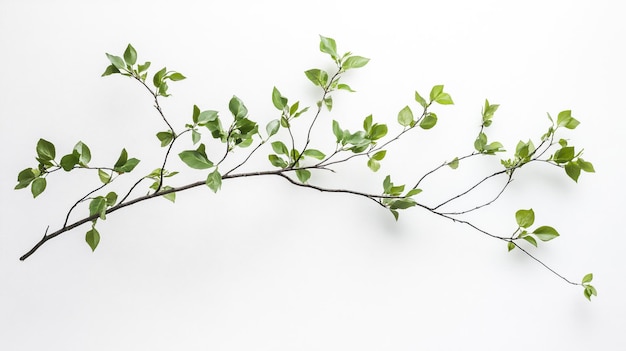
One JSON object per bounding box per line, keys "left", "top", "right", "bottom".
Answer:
{"left": 1, "top": 1, "right": 624, "bottom": 350}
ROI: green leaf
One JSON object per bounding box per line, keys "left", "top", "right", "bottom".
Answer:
{"left": 123, "top": 44, "right": 137, "bottom": 66}
{"left": 206, "top": 169, "right": 222, "bottom": 193}
{"left": 31, "top": 178, "right": 46, "bottom": 198}
{"left": 114, "top": 149, "right": 128, "bottom": 169}
{"left": 429, "top": 85, "right": 444, "bottom": 102}
{"left": 101, "top": 64, "right": 120, "bottom": 77}
{"left": 507, "top": 242, "right": 516, "bottom": 252}
{"left": 324, "top": 96, "right": 333, "bottom": 111}
{"left": 584, "top": 285, "right": 597, "bottom": 301}
{"left": 389, "top": 198, "right": 416, "bottom": 210}
{"left": 153, "top": 67, "right": 167, "bottom": 88}
{"left": 582, "top": 273, "right": 593, "bottom": 284}
{"left": 371, "top": 150, "right": 386, "bottom": 161}
{"left": 304, "top": 69, "right": 328, "bottom": 87}
{"left": 554, "top": 146, "right": 575, "bottom": 164}
{"left": 383, "top": 175, "right": 392, "bottom": 193}
{"left": 73, "top": 141, "right": 91, "bottom": 165}
{"left": 178, "top": 144, "right": 213, "bottom": 169}
{"left": 522, "top": 235, "right": 538, "bottom": 247}
{"left": 86, "top": 227, "right": 100, "bottom": 252}
{"left": 161, "top": 186, "right": 176, "bottom": 203}
{"left": 532, "top": 226, "right": 560, "bottom": 241}
{"left": 434, "top": 92, "right": 454, "bottom": 105}
{"left": 15, "top": 168, "right": 37, "bottom": 189}
{"left": 405, "top": 188, "right": 422, "bottom": 197}
{"left": 228, "top": 95, "right": 248, "bottom": 120}
{"left": 578, "top": 158, "right": 595, "bottom": 173}
{"left": 197, "top": 110, "right": 218, "bottom": 125}
{"left": 557, "top": 110, "right": 580, "bottom": 129}
{"left": 156, "top": 131, "right": 174, "bottom": 147}
{"left": 370, "top": 124, "right": 388, "bottom": 140}
{"left": 60, "top": 153, "right": 79, "bottom": 171}
{"left": 272, "top": 86, "right": 287, "bottom": 110}
{"left": 343, "top": 55, "right": 370, "bottom": 70}
{"left": 266, "top": 119, "right": 280, "bottom": 138}
{"left": 565, "top": 161, "right": 581, "bottom": 182}
{"left": 117, "top": 158, "right": 140, "bottom": 173}
{"left": 105, "top": 192, "right": 118, "bottom": 206}
{"left": 271, "top": 141, "right": 289, "bottom": 155}
{"left": 167, "top": 72, "right": 186, "bottom": 81}
{"left": 363, "top": 115, "right": 373, "bottom": 133}
{"left": 106, "top": 53, "right": 126, "bottom": 70}
{"left": 36, "top": 138, "right": 56, "bottom": 161}
{"left": 337, "top": 83, "right": 355, "bottom": 92}
{"left": 191, "top": 130, "right": 201, "bottom": 145}
{"left": 295, "top": 169, "right": 311, "bottom": 183}
{"left": 89, "top": 197, "right": 107, "bottom": 220}
{"left": 414, "top": 91, "right": 427, "bottom": 108}
{"left": 98, "top": 169, "right": 111, "bottom": 184}
{"left": 397, "top": 106, "right": 414, "bottom": 127}
{"left": 420, "top": 112, "right": 437, "bottom": 130}
{"left": 448, "top": 157, "right": 459, "bottom": 169}
{"left": 332, "top": 120, "right": 343, "bottom": 143}
{"left": 268, "top": 154, "right": 288, "bottom": 168}
{"left": 137, "top": 61, "right": 151, "bottom": 73}
{"left": 303, "top": 149, "right": 325, "bottom": 160}
{"left": 367, "top": 158, "right": 380, "bottom": 172}
{"left": 515, "top": 208, "right": 535, "bottom": 228}
{"left": 319, "top": 35, "right": 338, "bottom": 60}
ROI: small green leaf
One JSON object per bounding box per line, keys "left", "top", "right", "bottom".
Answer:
{"left": 578, "top": 158, "right": 595, "bottom": 173}
{"left": 371, "top": 150, "right": 386, "bottom": 161}
{"left": 197, "top": 110, "right": 219, "bottom": 125}
{"left": 557, "top": 110, "right": 580, "bottom": 129}
{"left": 73, "top": 141, "right": 91, "bottom": 165}
{"left": 178, "top": 144, "right": 213, "bottom": 169}
{"left": 420, "top": 112, "right": 437, "bottom": 130}
{"left": 157, "top": 131, "right": 174, "bottom": 147}
{"left": 161, "top": 186, "right": 176, "bottom": 203}
{"left": 515, "top": 208, "right": 535, "bottom": 228}
{"left": 303, "top": 149, "right": 325, "bottom": 160}
{"left": 98, "top": 169, "right": 111, "bottom": 184}
{"left": 167, "top": 72, "right": 186, "bottom": 81}
{"left": 522, "top": 235, "right": 538, "bottom": 247}
{"left": 367, "top": 158, "right": 380, "bottom": 172}
{"left": 206, "top": 169, "right": 222, "bottom": 193}
{"left": 363, "top": 115, "right": 373, "bottom": 133}
{"left": 337, "top": 83, "right": 355, "bottom": 92}
{"left": 405, "top": 188, "right": 422, "bottom": 197}
{"left": 565, "top": 161, "right": 581, "bottom": 182}
{"left": 36, "top": 138, "right": 56, "bottom": 161}
{"left": 266, "top": 119, "right": 280, "bottom": 138}
{"left": 370, "top": 124, "right": 388, "bottom": 140}
{"left": 532, "top": 226, "right": 560, "bottom": 241}
{"left": 295, "top": 169, "right": 311, "bottom": 183}
{"left": 554, "top": 146, "right": 575, "bottom": 164}
{"left": 105, "top": 191, "right": 118, "bottom": 206}
{"left": 434, "top": 92, "right": 454, "bottom": 105}
{"left": 582, "top": 273, "right": 593, "bottom": 284}
{"left": 117, "top": 158, "right": 140, "bottom": 173}
{"left": 114, "top": 149, "right": 128, "bottom": 169}
{"left": 191, "top": 130, "right": 201, "bottom": 145}
{"left": 389, "top": 198, "right": 416, "bottom": 210}
{"left": 86, "top": 227, "right": 100, "bottom": 252}
{"left": 584, "top": 285, "right": 597, "bottom": 301}
{"left": 332, "top": 120, "right": 343, "bottom": 143}
{"left": 304, "top": 69, "right": 328, "bottom": 87}
{"left": 507, "top": 242, "right": 516, "bottom": 252}
{"left": 272, "top": 87, "right": 287, "bottom": 110}
{"left": 60, "top": 153, "right": 79, "bottom": 171}
{"left": 268, "top": 155, "right": 287, "bottom": 168}
{"left": 153, "top": 67, "right": 167, "bottom": 88}
{"left": 101, "top": 64, "right": 120, "bottom": 77}
{"left": 89, "top": 197, "right": 107, "bottom": 220}
{"left": 106, "top": 53, "right": 126, "bottom": 70}
{"left": 123, "top": 44, "right": 137, "bottom": 66}
{"left": 137, "top": 61, "right": 151, "bottom": 73}
{"left": 343, "top": 55, "right": 370, "bottom": 70}
{"left": 15, "top": 168, "right": 37, "bottom": 189}
{"left": 228, "top": 95, "right": 248, "bottom": 120}
{"left": 429, "top": 85, "right": 444, "bottom": 102}
{"left": 31, "top": 178, "right": 46, "bottom": 198}
{"left": 271, "top": 141, "right": 289, "bottom": 155}
{"left": 448, "top": 157, "right": 459, "bottom": 169}
{"left": 397, "top": 106, "right": 413, "bottom": 127}
{"left": 319, "top": 35, "right": 338, "bottom": 60}
{"left": 414, "top": 91, "right": 427, "bottom": 109}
